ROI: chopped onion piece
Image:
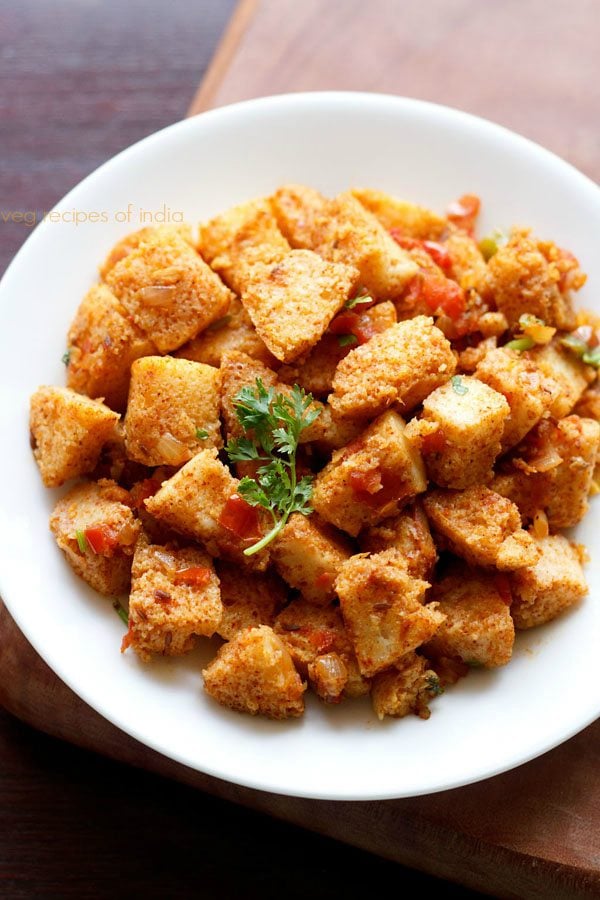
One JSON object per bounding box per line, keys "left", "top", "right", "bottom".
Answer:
{"left": 137, "top": 285, "right": 178, "bottom": 307}
{"left": 154, "top": 431, "right": 187, "bottom": 464}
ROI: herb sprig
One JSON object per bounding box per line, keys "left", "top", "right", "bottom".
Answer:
{"left": 226, "top": 379, "right": 321, "bottom": 556}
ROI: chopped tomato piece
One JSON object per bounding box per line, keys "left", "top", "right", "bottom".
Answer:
{"left": 446, "top": 194, "right": 481, "bottom": 234}
{"left": 350, "top": 468, "right": 406, "bottom": 508}
{"left": 391, "top": 233, "right": 453, "bottom": 273}
{"left": 349, "top": 468, "right": 382, "bottom": 501}
{"left": 219, "top": 493, "right": 263, "bottom": 541}
{"left": 494, "top": 574, "right": 513, "bottom": 606}
{"left": 84, "top": 525, "right": 118, "bottom": 555}
{"left": 308, "top": 628, "right": 337, "bottom": 655}
{"left": 314, "top": 572, "right": 335, "bottom": 590}
{"left": 390, "top": 232, "right": 421, "bottom": 250}
{"left": 173, "top": 566, "right": 212, "bottom": 587}
{"left": 329, "top": 311, "right": 377, "bottom": 345}
{"left": 120, "top": 628, "right": 134, "bottom": 653}
{"left": 421, "top": 428, "right": 446, "bottom": 455}
{"left": 410, "top": 271, "right": 466, "bottom": 319}
{"left": 422, "top": 241, "right": 453, "bottom": 273}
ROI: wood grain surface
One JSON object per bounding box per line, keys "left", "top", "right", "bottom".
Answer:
{"left": 189, "top": 0, "right": 600, "bottom": 183}
{"left": 2, "top": 1, "right": 599, "bottom": 898}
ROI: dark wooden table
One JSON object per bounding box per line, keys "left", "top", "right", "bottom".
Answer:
{"left": 0, "top": 3, "right": 480, "bottom": 897}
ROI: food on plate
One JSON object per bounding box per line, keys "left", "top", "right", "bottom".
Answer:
{"left": 30, "top": 185, "right": 599, "bottom": 722}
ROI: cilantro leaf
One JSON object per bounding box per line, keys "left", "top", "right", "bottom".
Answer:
{"left": 225, "top": 380, "right": 321, "bottom": 555}
{"left": 451, "top": 375, "right": 469, "bottom": 395}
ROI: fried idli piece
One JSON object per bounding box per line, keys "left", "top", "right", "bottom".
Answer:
{"left": 271, "top": 513, "right": 353, "bottom": 606}
{"left": 105, "top": 231, "right": 233, "bottom": 353}
{"left": 312, "top": 410, "right": 427, "bottom": 537}
{"left": 123, "top": 534, "right": 222, "bottom": 661}
{"left": 329, "top": 316, "right": 456, "bottom": 422}
{"left": 371, "top": 654, "right": 443, "bottom": 721}
{"left": 360, "top": 502, "right": 437, "bottom": 581}
{"left": 241, "top": 249, "right": 359, "bottom": 363}
{"left": 203, "top": 625, "right": 306, "bottom": 719}
{"left": 66, "top": 283, "right": 157, "bottom": 412}
{"left": 423, "top": 487, "right": 540, "bottom": 571}
{"left": 124, "top": 356, "right": 222, "bottom": 467}
{"left": 215, "top": 561, "right": 287, "bottom": 640}
{"left": 509, "top": 535, "right": 588, "bottom": 629}
{"left": 424, "top": 567, "right": 515, "bottom": 667}
{"left": 50, "top": 479, "right": 139, "bottom": 596}
{"left": 30, "top": 386, "right": 119, "bottom": 487}
{"left": 486, "top": 227, "right": 581, "bottom": 329}
{"left": 335, "top": 549, "right": 443, "bottom": 678}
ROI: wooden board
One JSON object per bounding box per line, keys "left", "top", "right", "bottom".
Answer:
{"left": 3, "top": 1, "right": 600, "bottom": 897}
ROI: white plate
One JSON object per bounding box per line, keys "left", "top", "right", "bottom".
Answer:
{"left": 1, "top": 93, "right": 598, "bottom": 800}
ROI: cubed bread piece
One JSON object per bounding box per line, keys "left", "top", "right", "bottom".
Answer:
{"left": 124, "top": 356, "right": 221, "bottom": 467}
{"left": 417, "top": 376, "right": 509, "bottom": 488}
{"left": 99, "top": 224, "right": 194, "bottom": 280}
{"left": 198, "top": 198, "right": 290, "bottom": 295}
{"left": 144, "top": 449, "right": 270, "bottom": 571}
{"left": 278, "top": 334, "right": 347, "bottom": 398}
{"left": 444, "top": 230, "right": 488, "bottom": 294}
{"left": 105, "top": 231, "right": 233, "bottom": 353}
{"left": 309, "top": 408, "right": 364, "bottom": 454}
{"left": 174, "top": 297, "right": 277, "bottom": 369}
{"left": 30, "top": 386, "right": 119, "bottom": 487}
{"left": 371, "top": 655, "right": 443, "bottom": 721}
{"left": 509, "top": 536, "right": 588, "bottom": 629}
{"left": 486, "top": 228, "right": 577, "bottom": 329}
{"left": 219, "top": 351, "right": 327, "bottom": 448}
{"left": 351, "top": 188, "right": 447, "bottom": 240}
{"left": 312, "top": 193, "right": 418, "bottom": 299}
{"left": 215, "top": 561, "right": 287, "bottom": 640}
{"left": 424, "top": 568, "right": 515, "bottom": 667}
{"left": 273, "top": 186, "right": 419, "bottom": 299}
{"left": 360, "top": 502, "right": 437, "bottom": 580}
{"left": 335, "top": 550, "right": 443, "bottom": 677}
{"left": 49, "top": 479, "right": 140, "bottom": 595}
{"left": 122, "top": 535, "right": 222, "bottom": 661}
{"left": 274, "top": 598, "right": 368, "bottom": 698}
{"left": 329, "top": 317, "right": 456, "bottom": 421}
{"left": 573, "top": 386, "right": 600, "bottom": 421}
{"left": 202, "top": 625, "right": 305, "bottom": 719}
{"left": 271, "top": 513, "right": 352, "bottom": 606}
{"left": 527, "top": 340, "right": 595, "bottom": 418}
{"left": 66, "top": 283, "right": 157, "bottom": 412}
{"left": 278, "top": 300, "right": 397, "bottom": 398}
{"left": 241, "top": 249, "right": 359, "bottom": 363}
{"left": 423, "top": 487, "right": 540, "bottom": 571}
{"left": 270, "top": 183, "right": 330, "bottom": 249}
{"left": 533, "top": 416, "right": 598, "bottom": 530}
{"left": 503, "top": 415, "right": 600, "bottom": 529}
{"left": 475, "top": 347, "right": 558, "bottom": 451}
{"left": 312, "top": 410, "right": 427, "bottom": 537}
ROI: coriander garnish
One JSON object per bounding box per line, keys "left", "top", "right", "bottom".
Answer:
{"left": 337, "top": 334, "right": 358, "bottom": 347}
{"left": 226, "top": 379, "right": 321, "bottom": 556}
{"left": 62, "top": 349, "right": 71, "bottom": 366}
{"left": 505, "top": 336, "right": 535, "bottom": 352}
{"left": 75, "top": 530, "right": 89, "bottom": 554}
{"left": 450, "top": 375, "right": 469, "bottom": 395}
{"left": 345, "top": 289, "right": 372, "bottom": 310}
{"left": 195, "top": 428, "right": 209, "bottom": 440}
{"left": 113, "top": 601, "right": 128, "bottom": 625}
